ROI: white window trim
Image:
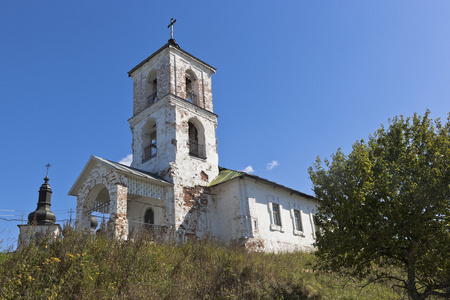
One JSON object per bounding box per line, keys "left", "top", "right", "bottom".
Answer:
{"left": 309, "top": 209, "right": 316, "bottom": 239}
{"left": 289, "top": 204, "right": 305, "bottom": 237}
{"left": 270, "top": 223, "right": 283, "bottom": 232}
{"left": 270, "top": 202, "right": 283, "bottom": 232}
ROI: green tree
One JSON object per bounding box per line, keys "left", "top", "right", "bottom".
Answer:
{"left": 308, "top": 111, "right": 450, "bottom": 300}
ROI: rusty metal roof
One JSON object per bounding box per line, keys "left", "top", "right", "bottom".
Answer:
{"left": 208, "top": 167, "right": 316, "bottom": 200}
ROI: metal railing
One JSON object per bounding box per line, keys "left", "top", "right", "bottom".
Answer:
{"left": 186, "top": 91, "right": 197, "bottom": 104}
{"left": 189, "top": 140, "right": 206, "bottom": 159}
{"left": 128, "top": 221, "right": 177, "bottom": 241}
{"left": 142, "top": 145, "right": 156, "bottom": 162}
{"left": 147, "top": 92, "right": 157, "bottom": 106}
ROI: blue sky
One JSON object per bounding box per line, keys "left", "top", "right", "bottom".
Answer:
{"left": 1, "top": 1, "right": 449, "bottom": 250}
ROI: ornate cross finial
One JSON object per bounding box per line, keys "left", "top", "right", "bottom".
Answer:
{"left": 168, "top": 18, "right": 176, "bottom": 40}
{"left": 45, "top": 163, "right": 51, "bottom": 177}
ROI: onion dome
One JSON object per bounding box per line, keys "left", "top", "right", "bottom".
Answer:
{"left": 28, "top": 175, "right": 56, "bottom": 225}
{"left": 90, "top": 215, "right": 98, "bottom": 230}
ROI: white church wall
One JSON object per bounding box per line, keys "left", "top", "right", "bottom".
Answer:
{"left": 243, "top": 179, "right": 317, "bottom": 253}
{"left": 166, "top": 95, "right": 219, "bottom": 235}
{"left": 173, "top": 99, "right": 219, "bottom": 186}
{"left": 129, "top": 97, "right": 177, "bottom": 180}
{"left": 127, "top": 196, "right": 165, "bottom": 233}
{"left": 209, "top": 179, "right": 244, "bottom": 243}
{"left": 209, "top": 177, "right": 317, "bottom": 252}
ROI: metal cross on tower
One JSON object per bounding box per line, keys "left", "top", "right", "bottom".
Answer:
{"left": 168, "top": 18, "right": 176, "bottom": 40}
{"left": 45, "top": 163, "right": 51, "bottom": 177}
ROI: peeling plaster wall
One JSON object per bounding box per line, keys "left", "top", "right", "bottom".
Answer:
{"left": 130, "top": 47, "right": 214, "bottom": 116}
{"left": 129, "top": 97, "right": 177, "bottom": 179}
{"left": 129, "top": 93, "right": 220, "bottom": 235}
{"left": 171, "top": 53, "right": 214, "bottom": 111}
{"left": 170, "top": 99, "right": 218, "bottom": 236}
{"left": 128, "top": 47, "right": 219, "bottom": 237}
{"left": 129, "top": 94, "right": 219, "bottom": 182}
{"left": 75, "top": 163, "right": 128, "bottom": 239}
{"left": 131, "top": 50, "right": 171, "bottom": 116}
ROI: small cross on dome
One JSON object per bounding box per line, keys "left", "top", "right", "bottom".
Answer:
{"left": 45, "top": 163, "right": 51, "bottom": 180}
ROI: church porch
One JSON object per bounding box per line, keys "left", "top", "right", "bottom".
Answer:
{"left": 69, "top": 156, "right": 173, "bottom": 240}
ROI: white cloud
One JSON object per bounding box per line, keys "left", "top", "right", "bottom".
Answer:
{"left": 119, "top": 154, "right": 133, "bottom": 166}
{"left": 266, "top": 160, "right": 279, "bottom": 170}
{"left": 242, "top": 165, "right": 255, "bottom": 173}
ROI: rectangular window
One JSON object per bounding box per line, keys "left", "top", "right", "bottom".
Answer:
{"left": 294, "top": 209, "right": 303, "bottom": 232}
{"left": 272, "top": 203, "right": 281, "bottom": 226}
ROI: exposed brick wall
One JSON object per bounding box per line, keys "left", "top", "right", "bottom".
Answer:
{"left": 75, "top": 163, "right": 128, "bottom": 239}
{"left": 130, "top": 47, "right": 215, "bottom": 116}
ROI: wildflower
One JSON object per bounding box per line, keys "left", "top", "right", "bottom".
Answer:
{"left": 51, "top": 257, "right": 61, "bottom": 263}
{"left": 89, "top": 276, "right": 93, "bottom": 281}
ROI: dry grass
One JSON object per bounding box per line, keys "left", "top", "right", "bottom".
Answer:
{"left": 0, "top": 230, "right": 402, "bottom": 299}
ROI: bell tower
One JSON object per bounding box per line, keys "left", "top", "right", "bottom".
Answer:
{"left": 127, "top": 36, "right": 219, "bottom": 235}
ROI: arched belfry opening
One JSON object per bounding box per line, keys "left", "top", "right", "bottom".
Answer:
{"left": 146, "top": 70, "right": 158, "bottom": 106}
{"left": 188, "top": 118, "right": 206, "bottom": 159}
{"left": 142, "top": 118, "right": 157, "bottom": 162}
{"left": 185, "top": 69, "right": 199, "bottom": 105}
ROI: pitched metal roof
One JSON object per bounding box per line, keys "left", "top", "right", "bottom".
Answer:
{"left": 208, "top": 168, "right": 247, "bottom": 186}
{"left": 208, "top": 167, "right": 316, "bottom": 200}
{"left": 68, "top": 156, "right": 171, "bottom": 196}
{"left": 96, "top": 157, "right": 170, "bottom": 185}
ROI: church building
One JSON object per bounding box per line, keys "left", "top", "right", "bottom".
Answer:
{"left": 68, "top": 34, "right": 317, "bottom": 252}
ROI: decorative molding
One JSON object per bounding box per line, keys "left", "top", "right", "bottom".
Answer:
{"left": 127, "top": 177, "right": 166, "bottom": 200}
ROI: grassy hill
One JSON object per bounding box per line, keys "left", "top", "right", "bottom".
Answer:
{"left": 0, "top": 231, "right": 402, "bottom": 299}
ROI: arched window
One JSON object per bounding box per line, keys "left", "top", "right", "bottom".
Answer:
{"left": 142, "top": 119, "right": 157, "bottom": 162}
{"left": 185, "top": 70, "right": 198, "bottom": 105}
{"left": 188, "top": 119, "right": 206, "bottom": 159}
{"left": 144, "top": 208, "right": 154, "bottom": 226}
{"left": 146, "top": 70, "right": 157, "bottom": 106}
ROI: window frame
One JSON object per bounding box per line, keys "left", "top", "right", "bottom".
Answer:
{"left": 292, "top": 209, "right": 305, "bottom": 236}
{"left": 270, "top": 203, "right": 283, "bottom": 231}
{"left": 272, "top": 203, "right": 281, "bottom": 226}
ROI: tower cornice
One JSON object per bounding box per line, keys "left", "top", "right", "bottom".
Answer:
{"left": 128, "top": 93, "right": 218, "bottom": 128}
{"left": 128, "top": 41, "right": 216, "bottom": 78}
